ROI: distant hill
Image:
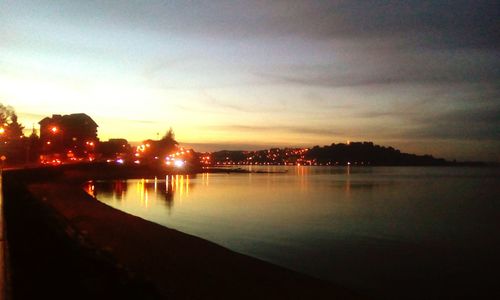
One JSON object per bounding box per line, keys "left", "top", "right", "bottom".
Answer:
{"left": 305, "top": 142, "right": 447, "bottom": 166}
{"left": 209, "top": 141, "right": 455, "bottom": 166}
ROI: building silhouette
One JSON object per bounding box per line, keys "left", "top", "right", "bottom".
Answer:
{"left": 39, "top": 113, "right": 98, "bottom": 160}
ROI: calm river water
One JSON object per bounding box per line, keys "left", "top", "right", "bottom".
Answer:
{"left": 85, "top": 166, "right": 500, "bottom": 298}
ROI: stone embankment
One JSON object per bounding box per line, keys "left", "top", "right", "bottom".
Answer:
{"left": 2, "top": 166, "right": 360, "bottom": 299}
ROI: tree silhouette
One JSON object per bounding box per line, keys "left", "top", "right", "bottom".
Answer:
{"left": 0, "top": 104, "right": 13, "bottom": 125}
{"left": 159, "top": 127, "right": 178, "bottom": 155}
{"left": 7, "top": 113, "right": 24, "bottom": 139}
{"left": 0, "top": 104, "right": 25, "bottom": 139}
{"left": 139, "top": 128, "right": 179, "bottom": 165}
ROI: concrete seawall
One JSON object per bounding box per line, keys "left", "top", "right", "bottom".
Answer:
{"left": 2, "top": 167, "right": 360, "bottom": 299}
{"left": 0, "top": 172, "right": 8, "bottom": 300}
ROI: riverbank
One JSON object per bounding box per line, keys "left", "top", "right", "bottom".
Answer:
{"left": 2, "top": 167, "right": 360, "bottom": 299}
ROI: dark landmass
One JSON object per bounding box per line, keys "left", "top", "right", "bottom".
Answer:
{"left": 211, "top": 142, "right": 499, "bottom": 166}
{"left": 306, "top": 142, "right": 447, "bottom": 166}
{"left": 2, "top": 167, "right": 361, "bottom": 300}
{"left": 210, "top": 141, "right": 466, "bottom": 166}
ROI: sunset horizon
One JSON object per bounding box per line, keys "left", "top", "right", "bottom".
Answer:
{"left": 1, "top": 2, "right": 499, "bottom": 299}
{"left": 2, "top": 1, "right": 498, "bottom": 162}
{"left": 9, "top": 109, "right": 498, "bottom": 162}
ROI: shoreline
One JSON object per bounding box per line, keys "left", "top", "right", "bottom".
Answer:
{"left": 2, "top": 167, "right": 361, "bottom": 299}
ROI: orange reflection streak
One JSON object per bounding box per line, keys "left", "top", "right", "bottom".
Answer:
{"left": 139, "top": 179, "right": 145, "bottom": 206}
{"left": 179, "top": 175, "right": 184, "bottom": 199}
{"left": 296, "top": 165, "right": 308, "bottom": 191}
{"left": 202, "top": 173, "right": 210, "bottom": 186}
{"left": 186, "top": 175, "right": 190, "bottom": 196}
{"left": 175, "top": 175, "right": 180, "bottom": 200}
{"left": 345, "top": 166, "right": 351, "bottom": 196}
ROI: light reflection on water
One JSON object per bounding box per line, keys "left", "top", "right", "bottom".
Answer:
{"left": 85, "top": 166, "right": 500, "bottom": 297}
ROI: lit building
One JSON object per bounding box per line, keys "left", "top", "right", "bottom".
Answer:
{"left": 39, "top": 113, "right": 98, "bottom": 160}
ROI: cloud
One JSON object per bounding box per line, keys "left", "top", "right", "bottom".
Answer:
{"left": 256, "top": 48, "right": 500, "bottom": 89}
{"left": 199, "top": 90, "right": 257, "bottom": 113}
{"left": 179, "top": 142, "right": 280, "bottom": 152}
{"left": 207, "top": 124, "right": 342, "bottom": 136}
{"left": 4, "top": 0, "right": 499, "bottom": 161}
{"left": 17, "top": 1, "right": 498, "bottom": 49}
{"left": 406, "top": 106, "right": 500, "bottom": 140}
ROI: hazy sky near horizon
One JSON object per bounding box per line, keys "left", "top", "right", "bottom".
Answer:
{"left": 1, "top": 1, "right": 499, "bottom": 161}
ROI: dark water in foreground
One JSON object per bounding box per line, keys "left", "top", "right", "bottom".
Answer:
{"left": 86, "top": 166, "right": 500, "bottom": 298}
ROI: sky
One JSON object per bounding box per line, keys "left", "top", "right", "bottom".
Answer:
{"left": 1, "top": 0, "right": 499, "bottom": 161}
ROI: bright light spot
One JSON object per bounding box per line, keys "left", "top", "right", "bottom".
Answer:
{"left": 0, "top": 127, "right": 4, "bottom": 134}
{"left": 174, "top": 159, "right": 184, "bottom": 168}
{"left": 51, "top": 126, "right": 58, "bottom": 133}
{"left": 116, "top": 159, "right": 124, "bottom": 164}
{"left": 134, "top": 160, "right": 140, "bottom": 164}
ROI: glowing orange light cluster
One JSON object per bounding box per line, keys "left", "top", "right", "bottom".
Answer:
{"left": 200, "top": 155, "right": 211, "bottom": 165}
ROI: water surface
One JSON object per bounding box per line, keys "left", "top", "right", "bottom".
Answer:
{"left": 86, "top": 166, "right": 500, "bottom": 297}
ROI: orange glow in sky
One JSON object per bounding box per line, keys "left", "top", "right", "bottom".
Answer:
{"left": 2, "top": 1, "right": 499, "bottom": 161}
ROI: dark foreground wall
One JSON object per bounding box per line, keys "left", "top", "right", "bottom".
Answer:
{"left": 3, "top": 171, "right": 162, "bottom": 300}
{"left": 2, "top": 167, "right": 360, "bottom": 300}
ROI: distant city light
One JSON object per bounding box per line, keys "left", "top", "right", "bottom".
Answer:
{"left": 116, "top": 159, "right": 124, "bottom": 164}
{"left": 0, "top": 127, "right": 4, "bottom": 134}
{"left": 51, "top": 126, "right": 58, "bottom": 133}
{"left": 174, "top": 159, "right": 184, "bottom": 168}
